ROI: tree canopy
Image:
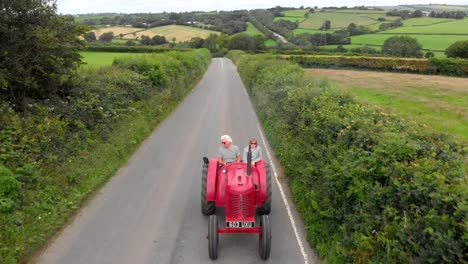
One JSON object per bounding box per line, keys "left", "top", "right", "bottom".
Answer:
{"left": 382, "top": 36, "right": 422, "bottom": 58}
{"left": 445, "top": 40, "right": 468, "bottom": 58}
{"left": 0, "top": 0, "right": 85, "bottom": 109}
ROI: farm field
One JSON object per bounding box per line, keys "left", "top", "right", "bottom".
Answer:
{"left": 264, "top": 39, "right": 277, "bottom": 47}
{"left": 377, "top": 5, "right": 468, "bottom": 12}
{"left": 306, "top": 68, "right": 468, "bottom": 140}
{"left": 240, "top": 22, "right": 264, "bottom": 36}
{"left": 74, "top": 14, "right": 114, "bottom": 23}
{"left": 275, "top": 9, "right": 307, "bottom": 22}
{"left": 299, "top": 11, "right": 391, "bottom": 29}
{"left": 80, "top": 52, "right": 140, "bottom": 68}
{"left": 323, "top": 44, "right": 446, "bottom": 57}
{"left": 112, "top": 38, "right": 134, "bottom": 44}
{"left": 383, "top": 18, "right": 468, "bottom": 34}
{"left": 325, "top": 9, "right": 387, "bottom": 14}
{"left": 92, "top": 26, "right": 143, "bottom": 38}
{"left": 293, "top": 28, "right": 327, "bottom": 35}
{"left": 409, "top": 4, "right": 468, "bottom": 11}
{"left": 299, "top": 12, "right": 374, "bottom": 29}
{"left": 351, "top": 34, "right": 468, "bottom": 51}
{"left": 322, "top": 44, "right": 382, "bottom": 51}
{"left": 133, "top": 25, "right": 219, "bottom": 42}
{"left": 402, "top": 17, "right": 455, "bottom": 26}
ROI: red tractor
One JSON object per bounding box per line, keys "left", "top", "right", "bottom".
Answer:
{"left": 201, "top": 148, "right": 272, "bottom": 260}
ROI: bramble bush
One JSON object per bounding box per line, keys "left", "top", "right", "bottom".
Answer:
{"left": 227, "top": 51, "right": 467, "bottom": 263}
{"left": 0, "top": 49, "right": 211, "bottom": 263}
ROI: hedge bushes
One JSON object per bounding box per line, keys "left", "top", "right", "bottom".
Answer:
{"left": 85, "top": 45, "right": 191, "bottom": 53}
{"left": 285, "top": 55, "right": 468, "bottom": 77}
{"left": 0, "top": 49, "right": 211, "bottom": 263}
{"left": 227, "top": 51, "right": 467, "bottom": 263}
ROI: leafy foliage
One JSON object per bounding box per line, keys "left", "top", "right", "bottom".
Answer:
{"left": 382, "top": 36, "right": 422, "bottom": 58}
{"left": 85, "top": 31, "right": 97, "bottom": 42}
{"left": 445, "top": 40, "right": 468, "bottom": 58}
{"left": 228, "top": 51, "right": 467, "bottom": 263}
{"left": 98, "top": 32, "right": 114, "bottom": 42}
{"left": 288, "top": 55, "right": 468, "bottom": 76}
{"left": 0, "top": 166, "right": 22, "bottom": 213}
{"left": 291, "top": 32, "right": 350, "bottom": 46}
{"left": 140, "top": 35, "right": 168, "bottom": 46}
{"left": 227, "top": 34, "right": 265, "bottom": 51}
{"left": 379, "top": 19, "right": 403, "bottom": 30}
{"left": 78, "top": 11, "right": 249, "bottom": 35}
{"left": 0, "top": 49, "right": 211, "bottom": 263}
{"left": 0, "top": 0, "right": 85, "bottom": 109}
{"left": 429, "top": 10, "right": 466, "bottom": 19}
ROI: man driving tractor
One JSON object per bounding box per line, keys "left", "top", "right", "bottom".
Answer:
{"left": 218, "top": 135, "right": 240, "bottom": 165}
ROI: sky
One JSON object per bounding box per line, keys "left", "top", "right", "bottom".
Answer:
{"left": 56, "top": 0, "right": 468, "bottom": 14}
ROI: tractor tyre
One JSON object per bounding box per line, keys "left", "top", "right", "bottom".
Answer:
{"left": 208, "top": 215, "right": 219, "bottom": 260}
{"left": 259, "top": 214, "right": 271, "bottom": 260}
{"left": 201, "top": 165, "right": 215, "bottom": 215}
{"left": 257, "top": 164, "right": 272, "bottom": 215}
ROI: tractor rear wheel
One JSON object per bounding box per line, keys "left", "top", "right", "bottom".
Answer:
{"left": 259, "top": 214, "right": 271, "bottom": 260}
{"left": 201, "top": 165, "right": 215, "bottom": 215}
{"left": 208, "top": 215, "right": 219, "bottom": 260}
{"left": 257, "top": 164, "right": 272, "bottom": 215}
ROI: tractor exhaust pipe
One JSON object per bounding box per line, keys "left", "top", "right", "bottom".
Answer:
{"left": 247, "top": 144, "right": 252, "bottom": 176}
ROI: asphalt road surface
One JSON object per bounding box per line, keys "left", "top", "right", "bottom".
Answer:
{"left": 36, "top": 58, "right": 319, "bottom": 264}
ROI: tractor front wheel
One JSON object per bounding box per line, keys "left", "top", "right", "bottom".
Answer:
{"left": 259, "top": 214, "right": 271, "bottom": 260}
{"left": 208, "top": 215, "right": 219, "bottom": 260}
{"left": 201, "top": 165, "right": 215, "bottom": 215}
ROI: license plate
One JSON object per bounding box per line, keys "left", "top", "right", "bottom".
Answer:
{"left": 227, "top": 221, "right": 255, "bottom": 228}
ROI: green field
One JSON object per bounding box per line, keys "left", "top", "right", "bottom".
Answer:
{"left": 275, "top": 9, "right": 307, "bottom": 23}
{"left": 264, "top": 39, "right": 277, "bottom": 47}
{"left": 240, "top": 22, "right": 264, "bottom": 36}
{"left": 351, "top": 34, "right": 468, "bottom": 51}
{"left": 80, "top": 52, "right": 138, "bottom": 68}
{"left": 306, "top": 69, "right": 468, "bottom": 140}
{"left": 293, "top": 28, "right": 327, "bottom": 35}
{"left": 299, "top": 12, "right": 392, "bottom": 29}
{"left": 324, "top": 9, "right": 387, "bottom": 14}
{"left": 322, "top": 44, "right": 382, "bottom": 51}
{"left": 321, "top": 45, "right": 449, "bottom": 57}
{"left": 382, "top": 18, "right": 468, "bottom": 34}
{"left": 411, "top": 4, "right": 468, "bottom": 12}
{"left": 402, "top": 17, "right": 456, "bottom": 26}
{"left": 74, "top": 14, "right": 113, "bottom": 23}
{"left": 112, "top": 38, "right": 135, "bottom": 44}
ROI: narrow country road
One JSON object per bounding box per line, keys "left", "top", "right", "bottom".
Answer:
{"left": 36, "top": 58, "right": 318, "bottom": 264}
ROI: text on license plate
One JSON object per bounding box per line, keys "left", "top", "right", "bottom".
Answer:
{"left": 227, "top": 221, "right": 255, "bottom": 228}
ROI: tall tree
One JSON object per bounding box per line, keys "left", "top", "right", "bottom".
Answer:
{"left": 202, "top": 34, "right": 218, "bottom": 53}
{"left": 320, "top": 20, "right": 331, "bottom": 31}
{"left": 382, "top": 36, "right": 422, "bottom": 58}
{"left": 0, "top": 0, "right": 85, "bottom": 108}
{"left": 99, "top": 32, "right": 114, "bottom": 42}
{"left": 85, "top": 32, "right": 97, "bottom": 42}
{"left": 445, "top": 40, "right": 468, "bottom": 58}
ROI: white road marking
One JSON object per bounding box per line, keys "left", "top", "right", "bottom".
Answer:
{"left": 257, "top": 123, "right": 309, "bottom": 264}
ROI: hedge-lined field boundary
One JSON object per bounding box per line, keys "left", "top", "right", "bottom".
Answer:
{"left": 227, "top": 50, "right": 467, "bottom": 263}
{"left": 85, "top": 45, "right": 192, "bottom": 53}
{"left": 284, "top": 55, "right": 468, "bottom": 77}
{"left": 0, "top": 49, "right": 211, "bottom": 263}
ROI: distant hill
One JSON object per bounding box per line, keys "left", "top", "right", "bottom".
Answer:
{"left": 376, "top": 4, "right": 468, "bottom": 12}
{"left": 77, "top": 5, "right": 467, "bottom": 57}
